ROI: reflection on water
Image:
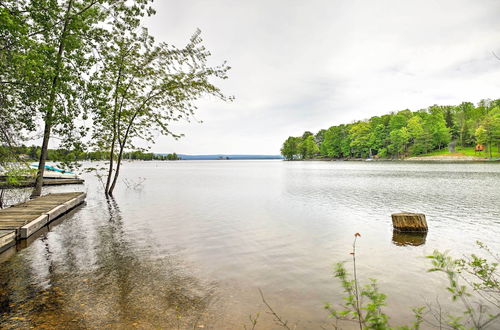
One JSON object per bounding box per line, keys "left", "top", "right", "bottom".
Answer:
{"left": 0, "top": 187, "right": 31, "bottom": 208}
{"left": 0, "top": 197, "right": 218, "bottom": 329}
{"left": 1, "top": 161, "right": 500, "bottom": 328}
{"left": 392, "top": 230, "right": 427, "bottom": 246}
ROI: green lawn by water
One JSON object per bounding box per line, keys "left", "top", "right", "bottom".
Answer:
{"left": 418, "top": 146, "right": 500, "bottom": 158}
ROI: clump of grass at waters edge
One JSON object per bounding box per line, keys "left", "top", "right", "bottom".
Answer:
{"left": 255, "top": 234, "right": 499, "bottom": 329}
{"left": 417, "top": 146, "right": 500, "bottom": 158}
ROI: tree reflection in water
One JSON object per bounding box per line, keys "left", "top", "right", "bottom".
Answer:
{"left": 0, "top": 197, "right": 218, "bottom": 329}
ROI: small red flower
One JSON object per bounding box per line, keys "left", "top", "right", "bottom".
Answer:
{"left": 354, "top": 233, "right": 361, "bottom": 237}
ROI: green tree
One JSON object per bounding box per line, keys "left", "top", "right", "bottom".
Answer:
{"left": 349, "top": 121, "right": 371, "bottom": 158}
{"left": 321, "top": 126, "right": 341, "bottom": 158}
{"left": 388, "top": 110, "right": 411, "bottom": 132}
{"left": 320, "top": 125, "right": 351, "bottom": 158}
{"left": 0, "top": 1, "right": 40, "bottom": 167}
{"left": 368, "top": 122, "right": 387, "bottom": 157}
{"left": 91, "top": 20, "right": 231, "bottom": 195}
{"left": 315, "top": 129, "right": 326, "bottom": 146}
{"left": 475, "top": 107, "right": 500, "bottom": 158}
{"left": 1, "top": 0, "right": 131, "bottom": 197}
{"left": 424, "top": 110, "right": 451, "bottom": 150}
{"left": 30, "top": 0, "right": 110, "bottom": 197}
{"left": 166, "top": 152, "right": 180, "bottom": 160}
{"left": 388, "top": 127, "right": 410, "bottom": 158}
{"left": 299, "top": 135, "right": 319, "bottom": 159}
{"left": 281, "top": 136, "right": 300, "bottom": 160}
{"left": 455, "top": 102, "right": 474, "bottom": 147}
{"left": 302, "top": 131, "right": 313, "bottom": 140}
{"left": 406, "top": 116, "right": 431, "bottom": 155}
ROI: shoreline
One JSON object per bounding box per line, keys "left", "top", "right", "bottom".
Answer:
{"left": 288, "top": 156, "right": 499, "bottom": 162}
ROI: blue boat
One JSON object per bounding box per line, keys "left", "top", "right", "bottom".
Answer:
{"left": 31, "top": 164, "right": 74, "bottom": 174}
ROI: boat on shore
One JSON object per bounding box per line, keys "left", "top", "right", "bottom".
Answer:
{"left": 30, "top": 164, "right": 78, "bottom": 179}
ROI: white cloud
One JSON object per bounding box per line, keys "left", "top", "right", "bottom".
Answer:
{"left": 144, "top": 0, "right": 500, "bottom": 154}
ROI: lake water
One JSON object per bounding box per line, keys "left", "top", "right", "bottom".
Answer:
{"left": 1, "top": 160, "right": 499, "bottom": 329}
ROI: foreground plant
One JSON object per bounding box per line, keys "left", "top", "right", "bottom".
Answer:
{"left": 325, "top": 234, "right": 499, "bottom": 329}
{"left": 426, "top": 242, "right": 499, "bottom": 329}
{"left": 324, "top": 233, "right": 423, "bottom": 329}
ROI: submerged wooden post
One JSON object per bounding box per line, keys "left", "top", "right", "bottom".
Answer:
{"left": 391, "top": 213, "right": 428, "bottom": 232}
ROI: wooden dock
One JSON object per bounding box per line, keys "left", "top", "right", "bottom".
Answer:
{"left": 0, "top": 192, "right": 86, "bottom": 253}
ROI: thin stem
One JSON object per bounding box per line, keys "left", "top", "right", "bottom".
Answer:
{"left": 259, "top": 289, "right": 292, "bottom": 330}
{"left": 352, "top": 235, "right": 362, "bottom": 329}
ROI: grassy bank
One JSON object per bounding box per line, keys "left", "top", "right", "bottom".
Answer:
{"left": 417, "top": 146, "right": 500, "bottom": 159}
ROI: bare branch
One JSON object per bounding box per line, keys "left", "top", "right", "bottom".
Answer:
{"left": 259, "top": 289, "right": 293, "bottom": 330}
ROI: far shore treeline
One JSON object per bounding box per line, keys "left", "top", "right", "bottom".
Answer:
{"left": 0, "top": 146, "right": 180, "bottom": 162}
{"left": 281, "top": 99, "right": 500, "bottom": 160}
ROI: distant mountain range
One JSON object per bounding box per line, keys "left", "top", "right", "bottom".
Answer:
{"left": 156, "top": 154, "right": 283, "bottom": 160}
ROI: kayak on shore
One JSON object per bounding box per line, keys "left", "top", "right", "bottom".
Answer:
{"left": 31, "top": 164, "right": 74, "bottom": 174}
{"left": 30, "top": 164, "right": 78, "bottom": 179}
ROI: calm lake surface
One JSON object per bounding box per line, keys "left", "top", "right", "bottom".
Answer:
{"left": 1, "top": 160, "right": 499, "bottom": 329}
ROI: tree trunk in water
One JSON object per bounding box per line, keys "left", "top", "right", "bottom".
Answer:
{"left": 31, "top": 0, "right": 74, "bottom": 198}
{"left": 105, "top": 65, "right": 125, "bottom": 196}
{"left": 104, "top": 141, "right": 115, "bottom": 196}
{"left": 31, "top": 117, "right": 52, "bottom": 197}
{"left": 107, "top": 111, "right": 139, "bottom": 195}
{"left": 108, "top": 143, "right": 124, "bottom": 196}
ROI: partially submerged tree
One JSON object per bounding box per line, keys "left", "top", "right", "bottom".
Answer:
{"left": 30, "top": 0, "right": 106, "bottom": 197}
{"left": 90, "top": 21, "right": 231, "bottom": 196}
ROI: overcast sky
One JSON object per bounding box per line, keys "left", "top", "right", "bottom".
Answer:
{"left": 143, "top": 0, "right": 500, "bottom": 155}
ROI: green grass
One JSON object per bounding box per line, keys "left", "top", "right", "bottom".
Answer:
{"left": 417, "top": 146, "right": 500, "bottom": 158}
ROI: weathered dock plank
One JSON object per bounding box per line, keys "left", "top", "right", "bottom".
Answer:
{"left": 0, "top": 230, "right": 16, "bottom": 253}
{"left": 0, "top": 192, "right": 86, "bottom": 252}
{"left": 20, "top": 215, "right": 49, "bottom": 238}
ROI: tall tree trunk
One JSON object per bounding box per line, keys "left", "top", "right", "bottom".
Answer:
{"left": 104, "top": 65, "right": 124, "bottom": 196}
{"left": 108, "top": 110, "right": 140, "bottom": 195}
{"left": 104, "top": 138, "right": 116, "bottom": 196}
{"left": 31, "top": 0, "right": 74, "bottom": 198}
{"left": 108, "top": 143, "right": 125, "bottom": 195}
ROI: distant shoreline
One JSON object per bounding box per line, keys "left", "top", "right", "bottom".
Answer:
{"left": 158, "top": 154, "right": 284, "bottom": 160}
{"left": 287, "top": 156, "right": 499, "bottom": 162}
